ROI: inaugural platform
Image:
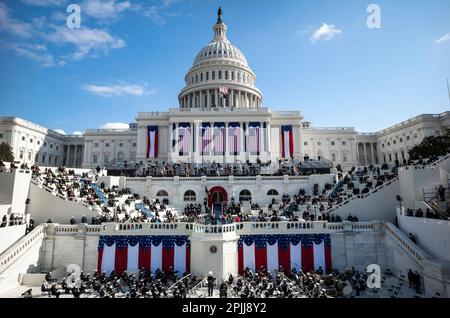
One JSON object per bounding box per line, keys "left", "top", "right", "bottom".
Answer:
{"left": 0, "top": 6, "right": 449, "bottom": 300}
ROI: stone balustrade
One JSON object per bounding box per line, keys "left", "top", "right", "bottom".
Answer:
{"left": 384, "top": 222, "right": 429, "bottom": 263}
{"left": 39, "top": 220, "right": 381, "bottom": 238}
{"left": 0, "top": 225, "right": 46, "bottom": 274}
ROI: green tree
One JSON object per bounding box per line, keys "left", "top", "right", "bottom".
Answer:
{"left": 0, "top": 143, "right": 14, "bottom": 162}
{"left": 408, "top": 129, "right": 450, "bottom": 160}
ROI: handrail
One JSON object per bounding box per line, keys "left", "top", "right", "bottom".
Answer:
{"left": 326, "top": 177, "right": 344, "bottom": 200}
{"left": 167, "top": 273, "right": 191, "bottom": 293}
{"left": 430, "top": 153, "right": 450, "bottom": 167}
{"left": 327, "top": 176, "right": 399, "bottom": 213}
{"left": 0, "top": 224, "right": 46, "bottom": 274}
{"left": 188, "top": 277, "right": 208, "bottom": 297}
{"left": 384, "top": 222, "right": 429, "bottom": 263}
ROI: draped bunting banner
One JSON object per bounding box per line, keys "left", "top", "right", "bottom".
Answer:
{"left": 228, "top": 122, "right": 241, "bottom": 156}
{"left": 147, "top": 126, "right": 159, "bottom": 159}
{"left": 201, "top": 123, "right": 212, "bottom": 155}
{"left": 178, "top": 123, "right": 191, "bottom": 156}
{"left": 237, "top": 234, "right": 331, "bottom": 274}
{"left": 213, "top": 122, "right": 226, "bottom": 155}
{"left": 281, "top": 125, "right": 293, "bottom": 159}
{"left": 248, "top": 122, "right": 260, "bottom": 155}
{"left": 98, "top": 236, "right": 191, "bottom": 275}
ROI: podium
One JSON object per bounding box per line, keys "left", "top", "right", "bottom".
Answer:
{"left": 190, "top": 223, "right": 239, "bottom": 279}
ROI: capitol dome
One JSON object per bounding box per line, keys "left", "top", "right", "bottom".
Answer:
{"left": 178, "top": 8, "right": 263, "bottom": 110}
{"left": 192, "top": 27, "right": 249, "bottom": 69}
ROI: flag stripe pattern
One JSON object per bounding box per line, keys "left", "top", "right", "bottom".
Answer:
{"left": 281, "top": 125, "right": 294, "bottom": 158}
{"left": 213, "top": 122, "right": 225, "bottom": 155}
{"left": 228, "top": 122, "right": 240, "bottom": 156}
{"left": 248, "top": 122, "right": 260, "bottom": 155}
{"left": 201, "top": 123, "right": 212, "bottom": 155}
{"left": 178, "top": 123, "right": 191, "bottom": 156}
{"left": 147, "top": 126, "right": 159, "bottom": 159}
{"left": 237, "top": 234, "right": 331, "bottom": 274}
{"left": 98, "top": 236, "right": 190, "bottom": 275}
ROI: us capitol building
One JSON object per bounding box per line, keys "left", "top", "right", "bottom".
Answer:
{"left": 0, "top": 10, "right": 449, "bottom": 169}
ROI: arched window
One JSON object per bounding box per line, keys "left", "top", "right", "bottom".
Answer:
{"left": 184, "top": 190, "right": 196, "bottom": 202}
{"left": 239, "top": 190, "right": 252, "bottom": 202}
{"left": 117, "top": 151, "right": 125, "bottom": 163}
{"left": 156, "top": 190, "right": 168, "bottom": 197}
{"left": 267, "top": 189, "right": 279, "bottom": 196}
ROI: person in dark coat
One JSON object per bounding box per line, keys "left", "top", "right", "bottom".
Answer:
{"left": 207, "top": 271, "right": 215, "bottom": 297}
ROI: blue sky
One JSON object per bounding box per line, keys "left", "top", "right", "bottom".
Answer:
{"left": 0, "top": 0, "right": 449, "bottom": 135}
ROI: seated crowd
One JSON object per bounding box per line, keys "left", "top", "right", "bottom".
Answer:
{"left": 25, "top": 264, "right": 422, "bottom": 298}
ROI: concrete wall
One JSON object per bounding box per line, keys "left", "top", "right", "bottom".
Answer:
{"left": 0, "top": 170, "right": 31, "bottom": 215}
{"left": 397, "top": 212, "right": 450, "bottom": 262}
{"left": 27, "top": 182, "right": 99, "bottom": 224}
{"left": 0, "top": 225, "right": 26, "bottom": 255}
{"left": 331, "top": 223, "right": 387, "bottom": 272}
{"left": 0, "top": 226, "right": 46, "bottom": 295}
{"left": 399, "top": 166, "right": 443, "bottom": 209}
{"left": 330, "top": 179, "right": 400, "bottom": 223}
{"left": 39, "top": 232, "right": 99, "bottom": 274}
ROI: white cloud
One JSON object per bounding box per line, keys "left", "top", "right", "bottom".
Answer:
{"left": 54, "top": 129, "right": 67, "bottom": 135}
{"left": 42, "top": 25, "right": 126, "bottom": 60}
{"left": 0, "top": 40, "right": 56, "bottom": 67}
{"left": 82, "top": 82, "right": 155, "bottom": 97}
{"left": 0, "top": 2, "right": 34, "bottom": 38}
{"left": 82, "top": 0, "right": 131, "bottom": 20}
{"left": 21, "top": 0, "right": 67, "bottom": 7}
{"left": 144, "top": 6, "right": 166, "bottom": 26}
{"left": 310, "top": 23, "right": 342, "bottom": 44}
{"left": 99, "top": 122, "right": 129, "bottom": 130}
{"left": 72, "top": 131, "right": 83, "bottom": 136}
{"left": 435, "top": 34, "right": 450, "bottom": 44}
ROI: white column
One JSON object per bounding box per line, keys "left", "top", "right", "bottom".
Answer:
{"left": 239, "top": 122, "right": 244, "bottom": 158}
{"left": 371, "top": 143, "right": 375, "bottom": 165}
{"left": 363, "top": 143, "right": 367, "bottom": 165}
{"left": 231, "top": 90, "right": 234, "bottom": 108}
{"left": 259, "top": 122, "right": 263, "bottom": 155}
{"left": 225, "top": 122, "right": 229, "bottom": 161}
{"left": 194, "top": 121, "right": 200, "bottom": 163}
{"left": 174, "top": 123, "right": 179, "bottom": 156}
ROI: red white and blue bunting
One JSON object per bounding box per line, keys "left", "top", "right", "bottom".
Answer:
{"left": 281, "top": 125, "right": 293, "bottom": 159}
{"left": 97, "top": 235, "right": 190, "bottom": 275}
{"left": 237, "top": 234, "right": 332, "bottom": 274}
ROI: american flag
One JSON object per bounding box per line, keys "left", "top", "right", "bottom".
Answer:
{"left": 228, "top": 123, "right": 241, "bottom": 156}
{"left": 247, "top": 122, "right": 260, "bottom": 155}
{"left": 219, "top": 86, "right": 229, "bottom": 96}
{"left": 213, "top": 123, "right": 225, "bottom": 155}
{"left": 178, "top": 123, "right": 191, "bottom": 156}
{"left": 201, "top": 123, "right": 212, "bottom": 155}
